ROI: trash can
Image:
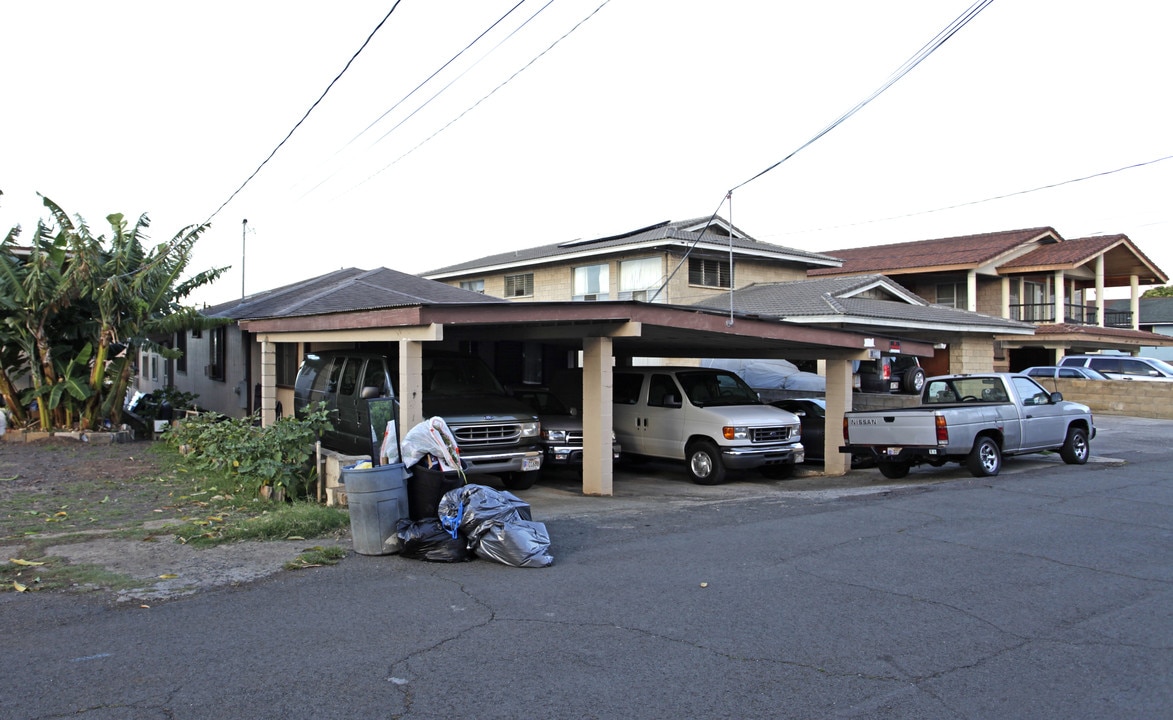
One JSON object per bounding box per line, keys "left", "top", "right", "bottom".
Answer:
{"left": 407, "top": 464, "right": 465, "bottom": 521}
{"left": 342, "top": 462, "right": 410, "bottom": 555}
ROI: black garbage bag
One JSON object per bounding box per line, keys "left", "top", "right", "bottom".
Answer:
{"left": 395, "top": 518, "right": 474, "bottom": 563}
{"left": 438, "top": 484, "right": 532, "bottom": 543}
{"left": 474, "top": 519, "right": 554, "bottom": 568}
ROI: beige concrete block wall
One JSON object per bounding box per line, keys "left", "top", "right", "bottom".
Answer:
{"left": 1030, "top": 378, "right": 1173, "bottom": 420}
{"left": 975, "top": 279, "right": 1004, "bottom": 317}
{"left": 949, "top": 336, "right": 995, "bottom": 374}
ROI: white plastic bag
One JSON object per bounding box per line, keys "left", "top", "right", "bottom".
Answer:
{"left": 378, "top": 420, "right": 399, "bottom": 464}
{"left": 401, "top": 417, "right": 464, "bottom": 480}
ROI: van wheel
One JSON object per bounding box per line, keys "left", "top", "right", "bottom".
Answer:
{"left": 1060, "top": 426, "right": 1089, "bottom": 465}
{"left": 686, "top": 441, "right": 725, "bottom": 485}
{"left": 878, "top": 461, "right": 911, "bottom": 479}
{"left": 501, "top": 471, "right": 539, "bottom": 491}
{"left": 967, "top": 436, "right": 1002, "bottom": 477}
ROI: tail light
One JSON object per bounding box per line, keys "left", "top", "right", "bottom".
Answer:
{"left": 935, "top": 414, "right": 948, "bottom": 444}
{"left": 843, "top": 417, "right": 849, "bottom": 444}
{"left": 882, "top": 362, "right": 891, "bottom": 381}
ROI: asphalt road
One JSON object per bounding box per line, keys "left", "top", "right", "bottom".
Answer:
{"left": 2, "top": 416, "right": 1170, "bottom": 719}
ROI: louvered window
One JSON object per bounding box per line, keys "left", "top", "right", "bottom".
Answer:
{"left": 688, "top": 257, "right": 731, "bottom": 288}
{"left": 504, "top": 273, "right": 534, "bottom": 298}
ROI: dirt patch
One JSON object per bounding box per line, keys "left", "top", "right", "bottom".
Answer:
{"left": 0, "top": 436, "right": 350, "bottom": 601}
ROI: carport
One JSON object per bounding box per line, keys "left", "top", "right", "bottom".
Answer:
{"left": 240, "top": 301, "right": 934, "bottom": 495}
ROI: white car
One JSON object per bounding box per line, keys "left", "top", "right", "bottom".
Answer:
{"left": 1058, "top": 355, "right": 1173, "bottom": 382}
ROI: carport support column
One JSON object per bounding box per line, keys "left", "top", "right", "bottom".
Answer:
{"left": 824, "top": 358, "right": 853, "bottom": 477}
{"left": 398, "top": 341, "right": 424, "bottom": 445}
{"left": 582, "top": 337, "right": 613, "bottom": 496}
{"left": 260, "top": 340, "right": 277, "bottom": 427}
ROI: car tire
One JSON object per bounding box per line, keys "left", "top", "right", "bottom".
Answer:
{"left": 877, "top": 461, "right": 911, "bottom": 479}
{"left": 966, "top": 436, "right": 1002, "bottom": 477}
{"left": 501, "top": 471, "right": 539, "bottom": 491}
{"left": 903, "top": 367, "right": 926, "bottom": 394}
{"left": 686, "top": 441, "right": 726, "bottom": 485}
{"left": 1059, "top": 426, "right": 1090, "bottom": 465}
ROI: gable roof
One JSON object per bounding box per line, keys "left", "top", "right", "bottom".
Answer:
{"left": 203, "top": 267, "right": 503, "bottom": 320}
{"left": 691, "top": 274, "right": 1034, "bottom": 334}
{"left": 807, "top": 227, "right": 1061, "bottom": 276}
{"left": 422, "top": 217, "right": 843, "bottom": 279}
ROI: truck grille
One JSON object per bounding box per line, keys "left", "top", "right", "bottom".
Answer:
{"left": 567, "top": 430, "right": 583, "bottom": 445}
{"left": 752, "top": 426, "right": 793, "bottom": 443}
{"left": 453, "top": 423, "right": 522, "bottom": 447}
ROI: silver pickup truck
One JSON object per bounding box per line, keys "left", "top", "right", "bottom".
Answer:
{"left": 840, "top": 373, "right": 1096, "bottom": 479}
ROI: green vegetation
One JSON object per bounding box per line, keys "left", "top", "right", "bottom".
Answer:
{"left": 1142, "top": 284, "right": 1173, "bottom": 298}
{"left": 0, "top": 194, "right": 228, "bottom": 432}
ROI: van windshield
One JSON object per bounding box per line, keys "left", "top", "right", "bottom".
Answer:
{"left": 676, "top": 370, "right": 761, "bottom": 407}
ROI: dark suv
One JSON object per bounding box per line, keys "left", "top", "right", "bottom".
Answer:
{"left": 855, "top": 355, "right": 925, "bottom": 394}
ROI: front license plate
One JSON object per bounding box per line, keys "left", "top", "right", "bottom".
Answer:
{"left": 885, "top": 447, "right": 903, "bottom": 456}
{"left": 522, "top": 456, "right": 541, "bottom": 471}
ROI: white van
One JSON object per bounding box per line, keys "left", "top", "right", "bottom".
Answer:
{"left": 608, "top": 366, "right": 804, "bottom": 484}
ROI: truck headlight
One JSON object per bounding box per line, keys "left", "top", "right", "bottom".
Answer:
{"left": 521, "top": 421, "right": 540, "bottom": 438}
{"left": 723, "top": 425, "right": 748, "bottom": 440}
{"left": 543, "top": 429, "right": 567, "bottom": 443}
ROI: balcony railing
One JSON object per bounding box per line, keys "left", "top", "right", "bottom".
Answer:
{"left": 1010, "top": 303, "right": 1133, "bottom": 327}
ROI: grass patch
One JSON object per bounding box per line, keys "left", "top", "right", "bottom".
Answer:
{"left": 285, "top": 545, "right": 348, "bottom": 570}
{"left": 176, "top": 501, "right": 350, "bottom": 547}
{"left": 2, "top": 558, "right": 147, "bottom": 594}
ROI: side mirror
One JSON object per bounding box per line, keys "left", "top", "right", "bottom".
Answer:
{"left": 1049, "top": 391, "right": 1063, "bottom": 403}
{"left": 664, "top": 394, "right": 682, "bottom": 408}
{"left": 360, "top": 385, "right": 382, "bottom": 400}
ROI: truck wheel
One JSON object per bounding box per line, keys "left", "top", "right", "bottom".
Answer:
{"left": 1060, "top": 426, "right": 1089, "bottom": 465}
{"left": 878, "top": 462, "right": 911, "bottom": 479}
{"left": 686, "top": 441, "right": 726, "bottom": 485}
{"left": 501, "top": 471, "right": 539, "bottom": 490}
{"left": 967, "top": 436, "right": 1002, "bottom": 477}
{"left": 903, "top": 367, "right": 926, "bottom": 394}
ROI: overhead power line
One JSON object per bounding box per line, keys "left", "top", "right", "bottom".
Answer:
{"left": 781, "top": 153, "right": 1173, "bottom": 236}
{"left": 730, "top": 0, "right": 995, "bottom": 194}
{"left": 204, "top": 1, "right": 404, "bottom": 225}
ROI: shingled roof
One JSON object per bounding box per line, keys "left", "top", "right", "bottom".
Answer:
{"left": 422, "top": 217, "right": 842, "bottom": 278}
{"left": 691, "top": 274, "right": 1034, "bottom": 334}
{"left": 807, "top": 227, "right": 1061, "bottom": 276}
{"left": 203, "top": 267, "right": 503, "bottom": 321}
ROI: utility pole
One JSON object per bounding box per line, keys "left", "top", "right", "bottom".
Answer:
{"left": 241, "top": 218, "right": 248, "bottom": 299}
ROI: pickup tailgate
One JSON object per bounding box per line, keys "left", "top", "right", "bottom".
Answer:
{"left": 845, "top": 409, "right": 941, "bottom": 447}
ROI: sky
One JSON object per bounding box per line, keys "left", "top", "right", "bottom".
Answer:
{"left": 2, "top": 1, "right": 1170, "bottom": 307}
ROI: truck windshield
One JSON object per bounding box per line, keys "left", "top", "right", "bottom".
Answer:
{"left": 676, "top": 370, "right": 761, "bottom": 406}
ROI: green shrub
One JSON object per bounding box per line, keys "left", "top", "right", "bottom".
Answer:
{"left": 164, "top": 403, "right": 332, "bottom": 499}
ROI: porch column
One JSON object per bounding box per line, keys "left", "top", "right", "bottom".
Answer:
{"left": 824, "top": 358, "right": 853, "bottom": 477}
{"left": 582, "top": 336, "right": 613, "bottom": 496}
{"left": 1096, "top": 256, "right": 1105, "bottom": 327}
{"left": 967, "top": 270, "right": 978, "bottom": 312}
{"left": 260, "top": 340, "right": 277, "bottom": 427}
{"left": 1000, "top": 276, "right": 1010, "bottom": 319}
{"left": 1053, "top": 270, "right": 1066, "bottom": 323}
{"left": 1131, "top": 275, "right": 1140, "bottom": 330}
{"left": 398, "top": 341, "right": 424, "bottom": 444}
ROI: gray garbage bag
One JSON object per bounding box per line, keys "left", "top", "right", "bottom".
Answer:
{"left": 474, "top": 518, "right": 553, "bottom": 568}
{"left": 438, "top": 484, "right": 532, "bottom": 542}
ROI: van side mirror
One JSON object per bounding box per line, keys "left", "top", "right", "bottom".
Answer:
{"left": 360, "top": 386, "right": 382, "bottom": 400}
{"left": 664, "top": 393, "right": 682, "bottom": 408}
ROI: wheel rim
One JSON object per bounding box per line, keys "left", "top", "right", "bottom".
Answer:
{"left": 1073, "top": 433, "right": 1088, "bottom": 460}
{"left": 690, "top": 451, "right": 713, "bottom": 478}
{"left": 980, "top": 442, "right": 999, "bottom": 472}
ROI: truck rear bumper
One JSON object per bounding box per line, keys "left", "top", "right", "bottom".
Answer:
{"left": 723, "top": 443, "right": 805, "bottom": 469}
{"left": 840, "top": 445, "right": 941, "bottom": 464}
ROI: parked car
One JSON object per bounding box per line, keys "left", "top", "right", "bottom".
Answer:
{"left": 1022, "top": 365, "right": 1110, "bottom": 381}
{"left": 293, "top": 350, "right": 543, "bottom": 489}
{"left": 509, "top": 385, "right": 621, "bottom": 470}
{"left": 855, "top": 355, "right": 925, "bottom": 394}
{"left": 1058, "top": 354, "right": 1173, "bottom": 381}
{"left": 769, "top": 398, "right": 873, "bottom": 468}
